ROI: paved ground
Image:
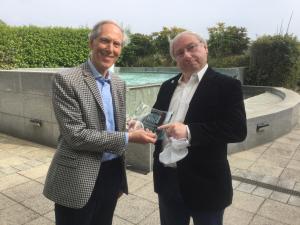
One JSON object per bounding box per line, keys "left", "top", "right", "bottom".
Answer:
{"left": 1, "top": 125, "right": 300, "bottom": 225}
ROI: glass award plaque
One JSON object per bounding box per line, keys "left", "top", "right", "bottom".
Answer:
{"left": 132, "top": 103, "right": 173, "bottom": 140}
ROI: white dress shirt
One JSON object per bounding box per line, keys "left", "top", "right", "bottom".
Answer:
{"left": 161, "top": 64, "right": 208, "bottom": 156}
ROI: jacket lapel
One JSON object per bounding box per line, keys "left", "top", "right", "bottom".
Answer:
{"left": 159, "top": 74, "right": 181, "bottom": 111}
{"left": 81, "top": 62, "right": 105, "bottom": 113}
{"left": 110, "top": 75, "right": 122, "bottom": 130}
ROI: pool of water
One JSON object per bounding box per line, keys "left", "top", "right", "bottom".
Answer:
{"left": 118, "top": 72, "right": 176, "bottom": 86}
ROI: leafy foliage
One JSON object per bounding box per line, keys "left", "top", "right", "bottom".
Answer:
{"left": 0, "top": 25, "right": 90, "bottom": 69}
{"left": 117, "top": 33, "right": 155, "bottom": 66}
{"left": 208, "top": 22, "right": 250, "bottom": 57}
{"left": 151, "top": 26, "right": 186, "bottom": 65}
{"left": 246, "top": 35, "right": 300, "bottom": 87}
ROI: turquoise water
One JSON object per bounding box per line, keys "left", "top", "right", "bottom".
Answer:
{"left": 118, "top": 72, "right": 176, "bottom": 86}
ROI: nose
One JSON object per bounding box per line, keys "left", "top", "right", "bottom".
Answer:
{"left": 106, "top": 42, "right": 114, "bottom": 53}
{"left": 182, "top": 49, "right": 192, "bottom": 58}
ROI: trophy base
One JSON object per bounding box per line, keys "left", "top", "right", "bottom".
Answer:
{"left": 126, "top": 143, "right": 154, "bottom": 174}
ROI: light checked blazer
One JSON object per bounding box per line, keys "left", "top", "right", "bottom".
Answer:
{"left": 43, "top": 61, "right": 128, "bottom": 209}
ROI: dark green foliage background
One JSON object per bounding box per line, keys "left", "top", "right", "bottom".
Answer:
{"left": 246, "top": 35, "right": 300, "bottom": 87}
{"left": 0, "top": 24, "right": 90, "bottom": 69}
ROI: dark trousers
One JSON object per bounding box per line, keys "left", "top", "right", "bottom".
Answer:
{"left": 157, "top": 168, "right": 224, "bottom": 225}
{"left": 55, "top": 157, "right": 122, "bottom": 225}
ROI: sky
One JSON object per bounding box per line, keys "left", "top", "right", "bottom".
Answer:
{"left": 0, "top": 0, "right": 299, "bottom": 40}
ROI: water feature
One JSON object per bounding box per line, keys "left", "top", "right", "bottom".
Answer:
{"left": 119, "top": 72, "right": 176, "bottom": 86}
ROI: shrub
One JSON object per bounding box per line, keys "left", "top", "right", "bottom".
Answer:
{"left": 208, "top": 54, "right": 249, "bottom": 68}
{"left": 0, "top": 25, "right": 90, "bottom": 69}
{"left": 246, "top": 35, "right": 300, "bottom": 87}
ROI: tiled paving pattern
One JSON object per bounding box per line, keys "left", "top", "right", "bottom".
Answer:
{"left": 1, "top": 125, "right": 300, "bottom": 225}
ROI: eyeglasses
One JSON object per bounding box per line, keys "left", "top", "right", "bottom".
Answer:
{"left": 174, "top": 42, "right": 201, "bottom": 59}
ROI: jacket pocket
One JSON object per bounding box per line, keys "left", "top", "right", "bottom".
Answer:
{"left": 55, "top": 152, "right": 78, "bottom": 168}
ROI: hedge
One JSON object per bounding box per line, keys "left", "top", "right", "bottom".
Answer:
{"left": 246, "top": 35, "right": 300, "bottom": 87}
{"left": 0, "top": 24, "right": 90, "bottom": 69}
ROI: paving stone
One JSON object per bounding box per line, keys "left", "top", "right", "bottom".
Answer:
{"left": 260, "top": 175, "right": 279, "bottom": 186}
{"left": 113, "top": 216, "right": 134, "bottom": 225}
{"left": 18, "top": 163, "right": 50, "bottom": 179}
{"left": 0, "top": 193, "right": 16, "bottom": 210}
{"left": 115, "top": 194, "right": 157, "bottom": 224}
{"left": 232, "top": 180, "right": 241, "bottom": 189}
{"left": 271, "top": 142, "right": 298, "bottom": 152}
{"left": 0, "top": 173, "right": 30, "bottom": 191}
{"left": 277, "top": 178, "right": 296, "bottom": 190}
{"left": 43, "top": 210, "right": 55, "bottom": 221}
{"left": 127, "top": 173, "right": 152, "bottom": 193}
{"left": 25, "top": 159, "right": 45, "bottom": 167}
{"left": 293, "top": 150, "right": 300, "bottom": 161}
{"left": 256, "top": 154, "right": 290, "bottom": 168}
{"left": 252, "top": 187, "right": 273, "bottom": 198}
{"left": 35, "top": 175, "right": 47, "bottom": 184}
{"left": 232, "top": 190, "right": 265, "bottom": 213}
{"left": 139, "top": 209, "right": 161, "bottom": 225}
{"left": 236, "top": 183, "right": 256, "bottom": 193}
{"left": 231, "top": 150, "right": 263, "bottom": 161}
{"left": 270, "top": 191, "right": 290, "bottom": 203}
{"left": 0, "top": 156, "right": 29, "bottom": 167}
{"left": 280, "top": 168, "right": 300, "bottom": 183}
{"left": 228, "top": 156, "right": 254, "bottom": 170}
{"left": 134, "top": 182, "right": 158, "bottom": 203}
{"left": 258, "top": 199, "right": 300, "bottom": 224}
{"left": 250, "top": 215, "right": 287, "bottom": 225}
{"left": 287, "top": 159, "right": 300, "bottom": 171}
{"left": 263, "top": 146, "right": 296, "bottom": 159}
{"left": 223, "top": 206, "right": 254, "bottom": 225}
{"left": 0, "top": 166, "right": 19, "bottom": 175}
{"left": 248, "top": 145, "right": 269, "bottom": 154}
{"left": 288, "top": 196, "right": 300, "bottom": 207}
{"left": 24, "top": 216, "right": 54, "bottom": 225}
{"left": 12, "top": 163, "right": 32, "bottom": 171}
{"left": 0, "top": 204, "right": 39, "bottom": 225}
{"left": 249, "top": 163, "right": 283, "bottom": 177}
{"left": 294, "top": 182, "right": 300, "bottom": 192}
{"left": 2, "top": 180, "right": 44, "bottom": 202}
{"left": 22, "top": 194, "right": 54, "bottom": 215}
{"left": 127, "top": 170, "right": 153, "bottom": 182}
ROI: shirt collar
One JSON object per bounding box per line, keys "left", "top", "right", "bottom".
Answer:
{"left": 87, "top": 59, "right": 111, "bottom": 80}
{"left": 178, "top": 63, "right": 208, "bottom": 84}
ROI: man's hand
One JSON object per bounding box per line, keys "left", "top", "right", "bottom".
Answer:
{"left": 127, "top": 119, "right": 144, "bottom": 131}
{"left": 128, "top": 129, "right": 157, "bottom": 144}
{"left": 158, "top": 122, "right": 187, "bottom": 139}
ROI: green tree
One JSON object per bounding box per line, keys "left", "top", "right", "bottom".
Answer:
{"left": 208, "top": 22, "right": 250, "bottom": 57}
{"left": 117, "top": 33, "right": 155, "bottom": 66}
{"left": 151, "top": 26, "right": 186, "bottom": 65}
{"left": 247, "top": 34, "right": 300, "bottom": 87}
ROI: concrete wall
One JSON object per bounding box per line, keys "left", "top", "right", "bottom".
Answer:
{"left": 1, "top": 69, "right": 299, "bottom": 173}
{"left": 0, "top": 71, "right": 57, "bottom": 147}
{"left": 0, "top": 70, "right": 162, "bottom": 148}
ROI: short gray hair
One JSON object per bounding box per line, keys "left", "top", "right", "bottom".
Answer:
{"left": 169, "top": 31, "right": 207, "bottom": 60}
{"left": 88, "top": 20, "right": 129, "bottom": 46}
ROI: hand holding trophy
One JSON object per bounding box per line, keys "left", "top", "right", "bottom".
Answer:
{"left": 127, "top": 102, "right": 173, "bottom": 140}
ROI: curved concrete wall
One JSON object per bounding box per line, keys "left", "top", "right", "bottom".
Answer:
{"left": 1, "top": 69, "right": 299, "bottom": 172}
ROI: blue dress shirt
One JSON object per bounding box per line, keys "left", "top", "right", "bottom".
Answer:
{"left": 88, "top": 60, "right": 128, "bottom": 162}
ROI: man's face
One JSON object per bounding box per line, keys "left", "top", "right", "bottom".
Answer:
{"left": 89, "top": 23, "right": 123, "bottom": 75}
{"left": 173, "top": 34, "right": 208, "bottom": 74}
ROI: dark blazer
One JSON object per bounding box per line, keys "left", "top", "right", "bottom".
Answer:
{"left": 43, "top": 62, "right": 128, "bottom": 209}
{"left": 153, "top": 67, "right": 247, "bottom": 210}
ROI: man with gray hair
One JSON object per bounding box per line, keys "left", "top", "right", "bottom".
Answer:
{"left": 152, "top": 31, "right": 247, "bottom": 225}
{"left": 43, "top": 20, "right": 156, "bottom": 225}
